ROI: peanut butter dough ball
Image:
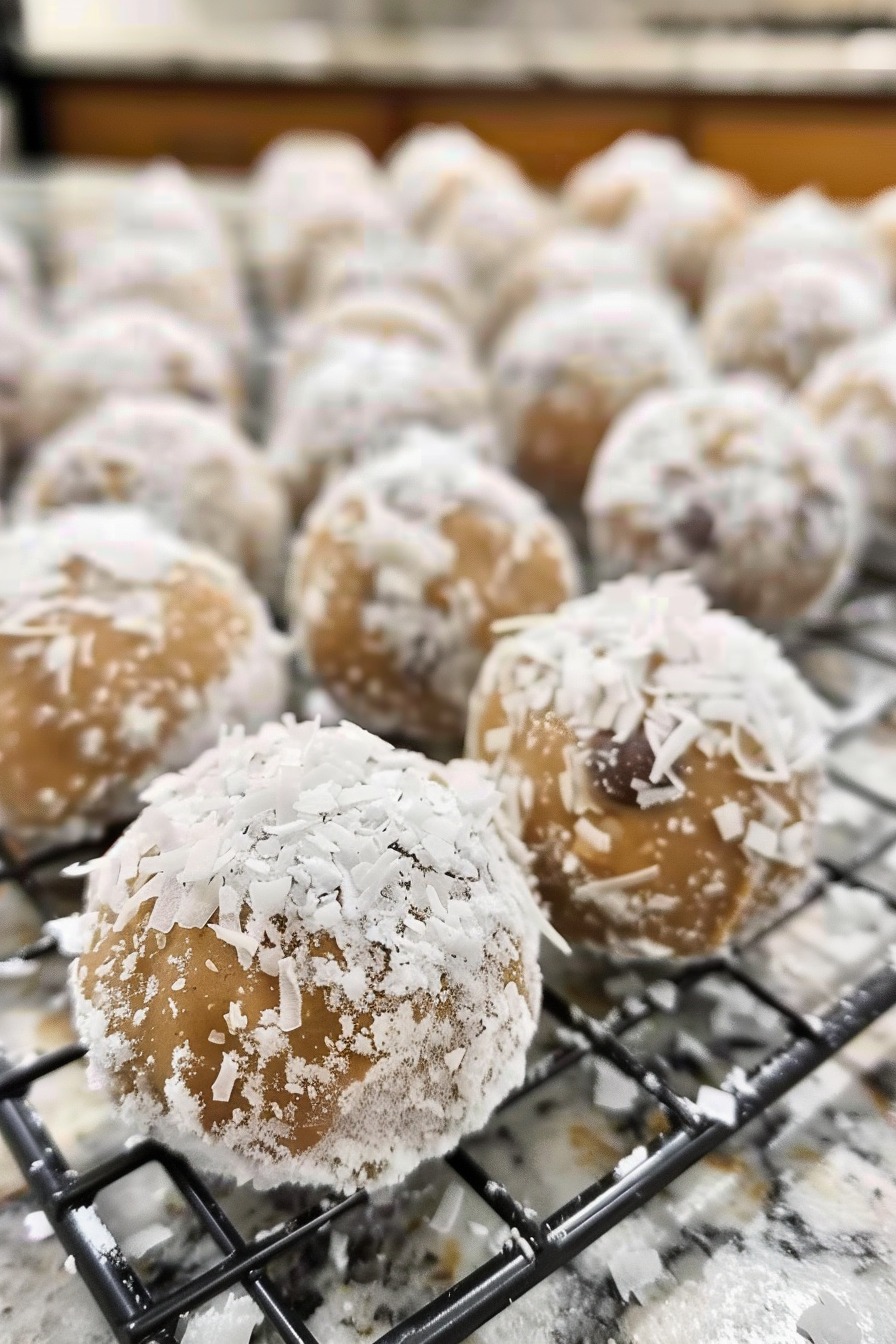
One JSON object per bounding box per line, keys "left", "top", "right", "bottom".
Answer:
{"left": 250, "top": 137, "right": 399, "bottom": 314}
{"left": 73, "top": 718, "right": 543, "bottom": 1191}
{"left": 288, "top": 430, "right": 580, "bottom": 745}
{"left": 702, "top": 259, "right": 889, "bottom": 389}
{"left": 803, "top": 324, "right": 896, "bottom": 525}
{"left": 0, "top": 507, "right": 287, "bottom": 843}
{"left": 305, "top": 235, "right": 472, "bottom": 323}
{"left": 12, "top": 395, "right": 290, "bottom": 604}
{"left": 624, "top": 164, "right": 754, "bottom": 308}
{"left": 563, "top": 132, "right": 690, "bottom": 229}
{"left": 491, "top": 288, "right": 706, "bottom": 511}
{"left": 466, "top": 572, "right": 831, "bottom": 959}
{"left": 273, "top": 289, "right": 473, "bottom": 401}
{"left": 267, "top": 337, "right": 495, "bottom": 518}
{"left": 480, "top": 226, "right": 656, "bottom": 349}
{"left": 428, "top": 180, "right": 553, "bottom": 290}
{"left": 711, "top": 187, "right": 888, "bottom": 296}
{"left": 55, "top": 234, "right": 249, "bottom": 360}
{"left": 585, "top": 382, "right": 861, "bottom": 626}
{"left": 22, "top": 301, "right": 241, "bottom": 442}
{"left": 385, "top": 123, "right": 523, "bottom": 235}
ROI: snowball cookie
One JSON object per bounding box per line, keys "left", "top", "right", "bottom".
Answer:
{"left": 253, "top": 130, "right": 376, "bottom": 198}
{"left": 466, "top": 572, "right": 830, "bottom": 959}
{"left": 803, "top": 325, "right": 896, "bottom": 524}
{"left": 112, "top": 158, "right": 232, "bottom": 258}
{"left": 585, "top": 382, "right": 860, "bottom": 627}
{"left": 288, "top": 431, "right": 581, "bottom": 744}
{"left": 491, "top": 288, "right": 706, "bottom": 511}
{"left": 623, "top": 164, "right": 754, "bottom": 308}
{"left": 428, "top": 180, "right": 554, "bottom": 290}
{"left": 480, "top": 225, "right": 655, "bottom": 349}
{"left": 22, "top": 302, "right": 241, "bottom": 442}
{"left": 703, "top": 259, "right": 889, "bottom": 390}
{"left": 72, "top": 717, "right": 543, "bottom": 1191}
{"left": 267, "top": 337, "right": 495, "bottom": 518}
{"left": 385, "top": 123, "right": 523, "bottom": 235}
{"left": 0, "top": 222, "right": 37, "bottom": 308}
{"left": 251, "top": 176, "right": 401, "bottom": 315}
{"left": 305, "top": 235, "right": 471, "bottom": 324}
{"left": 0, "top": 291, "right": 44, "bottom": 454}
{"left": 55, "top": 235, "right": 249, "bottom": 359}
{"left": 12, "top": 395, "right": 290, "bottom": 604}
{"left": 273, "top": 289, "right": 472, "bottom": 399}
{"left": 0, "top": 507, "right": 287, "bottom": 843}
{"left": 711, "top": 187, "right": 888, "bottom": 296}
{"left": 563, "top": 132, "right": 690, "bottom": 229}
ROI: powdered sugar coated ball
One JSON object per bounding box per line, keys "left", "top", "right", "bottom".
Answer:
{"left": 623, "top": 164, "right": 754, "bottom": 308}
{"left": 480, "top": 225, "right": 656, "bottom": 348}
{"left": 112, "top": 159, "right": 232, "bottom": 257}
{"left": 0, "top": 506, "right": 287, "bottom": 842}
{"left": 467, "top": 572, "right": 831, "bottom": 959}
{"left": 267, "top": 337, "right": 495, "bottom": 517}
{"left": 385, "top": 123, "right": 523, "bottom": 234}
{"left": 250, "top": 158, "right": 401, "bottom": 314}
{"left": 23, "top": 301, "right": 241, "bottom": 441}
{"left": 711, "top": 187, "right": 888, "bottom": 295}
{"left": 72, "top": 718, "right": 543, "bottom": 1191}
{"left": 305, "top": 235, "right": 471, "bottom": 323}
{"left": 703, "top": 259, "right": 889, "bottom": 389}
{"left": 12, "top": 395, "right": 290, "bottom": 605}
{"left": 563, "top": 132, "right": 690, "bottom": 228}
{"left": 491, "top": 288, "right": 707, "bottom": 510}
{"left": 428, "top": 180, "right": 553, "bottom": 289}
{"left": 272, "top": 288, "right": 473, "bottom": 401}
{"left": 55, "top": 234, "right": 249, "bottom": 359}
{"left": 585, "top": 382, "right": 861, "bottom": 626}
{"left": 288, "top": 429, "right": 581, "bottom": 745}
{"left": 803, "top": 324, "right": 896, "bottom": 524}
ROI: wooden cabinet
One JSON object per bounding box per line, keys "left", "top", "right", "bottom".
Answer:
{"left": 36, "top": 75, "right": 896, "bottom": 200}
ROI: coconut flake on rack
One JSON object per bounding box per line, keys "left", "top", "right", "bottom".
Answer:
{"left": 73, "top": 718, "right": 545, "bottom": 1191}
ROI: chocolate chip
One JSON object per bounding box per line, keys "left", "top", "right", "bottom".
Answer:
{"left": 586, "top": 729, "right": 656, "bottom": 806}
{"left": 674, "top": 502, "right": 716, "bottom": 552}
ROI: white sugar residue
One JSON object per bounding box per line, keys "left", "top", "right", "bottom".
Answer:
{"left": 614, "top": 1144, "right": 648, "bottom": 1179}
{"left": 181, "top": 1291, "right": 263, "bottom": 1344}
{"left": 429, "top": 1182, "right": 465, "bottom": 1235}
{"left": 70, "top": 1206, "right": 119, "bottom": 1258}
{"left": 73, "top": 719, "right": 542, "bottom": 1192}
{"left": 22, "top": 1211, "right": 53, "bottom": 1242}
{"left": 607, "top": 1244, "right": 664, "bottom": 1304}
{"left": 696, "top": 1084, "right": 739, "bottom": 1127}
{"left": 122, "top": 1223, "right": 173, "bottom": 1259}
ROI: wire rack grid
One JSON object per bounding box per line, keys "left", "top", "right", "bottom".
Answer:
{"left": 3, "top": 590, "right": 896, "bottom": 1344}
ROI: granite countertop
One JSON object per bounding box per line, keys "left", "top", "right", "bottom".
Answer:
{"left": 19, "top": 0, "right": 896, "bottom": 94}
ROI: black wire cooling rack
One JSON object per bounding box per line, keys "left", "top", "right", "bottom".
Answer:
{"left": 4, "top": 598, "right": 896, "bottom": 1344}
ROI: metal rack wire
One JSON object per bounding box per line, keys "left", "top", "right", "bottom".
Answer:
{"left": 3, "top": 598, "right": 896, "bottom": 1344}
